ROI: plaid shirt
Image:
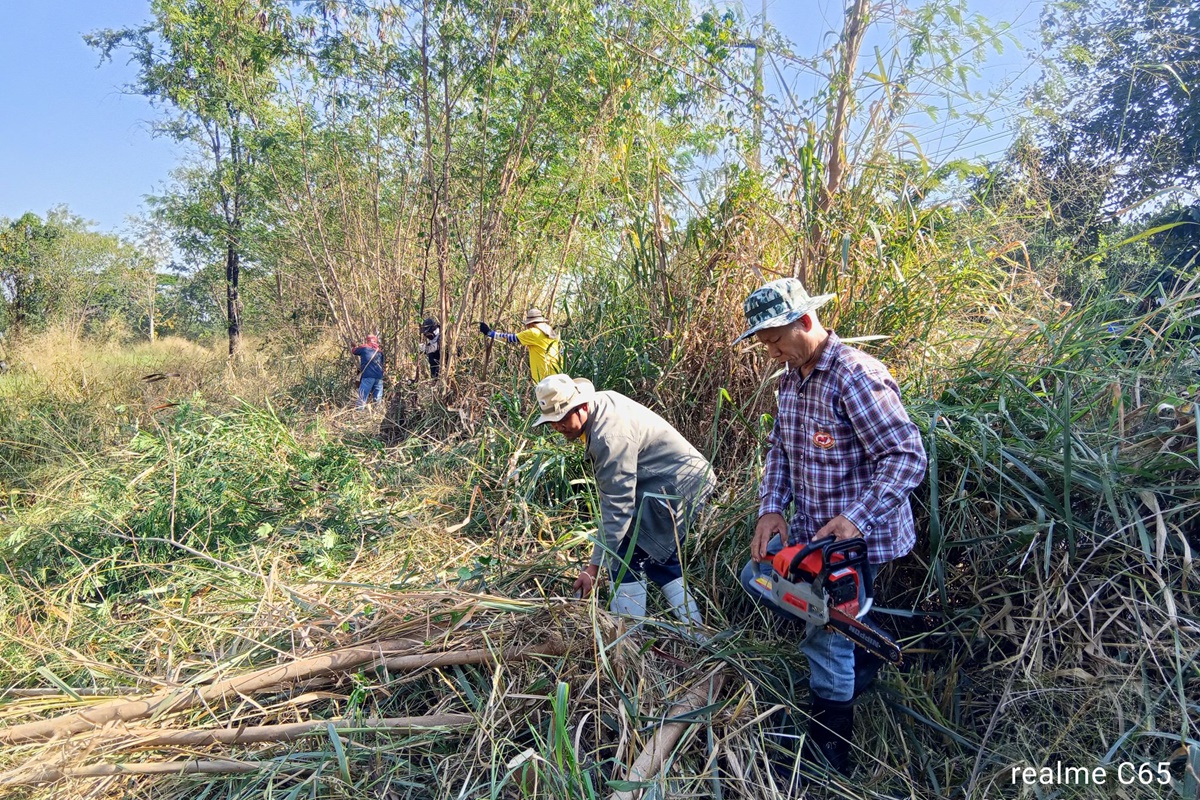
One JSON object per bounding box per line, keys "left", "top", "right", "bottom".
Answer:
{"left": 759, "top": 332, "right": 926, "bottom": 564}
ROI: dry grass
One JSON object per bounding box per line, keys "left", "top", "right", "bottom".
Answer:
{"left": 2, "top": 289, "right": 1200, "bottom": 798}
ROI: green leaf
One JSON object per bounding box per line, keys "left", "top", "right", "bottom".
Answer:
{"left": 326, "top": 721, "right": 351, "bottom": 784}
{"left": 35, "top": 667, "right": 81, "bottom": 701}
{"left": 1112, "top": 221, "right": 1187, "bottom": 248}
{"left": 606, "top": 779, "right": 653, "bottom": 791}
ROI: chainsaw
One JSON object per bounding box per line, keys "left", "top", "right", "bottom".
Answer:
{"left": 751, "top": 538, "right": 903, "bottom": 665}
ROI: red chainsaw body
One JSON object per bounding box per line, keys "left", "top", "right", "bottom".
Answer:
{"left": 750, "top": 537, "right": 902, "bottom": 665}
{"left": 769, "top": 541, "right": 867, "bottom": 620}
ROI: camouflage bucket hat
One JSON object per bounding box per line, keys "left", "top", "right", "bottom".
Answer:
{"left": 733, "top": 278, "right": 835, "bottom": 343}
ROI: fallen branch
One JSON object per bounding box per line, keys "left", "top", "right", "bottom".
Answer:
{"left": 2, "top": 758, "right": 263, "bottom": 786}
{"left": 1, "top": 714, "right": 474, "bottom": 786}
{"left": 121, "top": 712, "right": 473, "bottom": 748}
{"left": 2, "top": 688, "right": 145, "bottom": 698}
{"left": 610, "top": 668, "right": 726, "bottom": 800}
{"left": 0, "top": 639, "right": 565, "bottom": 745}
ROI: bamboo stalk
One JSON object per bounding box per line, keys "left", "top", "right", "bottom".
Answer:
{"left": 2, "top": 758, "right": 263, "bottom": 787}
{"left": 0, "top": 639, "right": 564, "bottom": 745}
{"left": 610, "top": 668, "right": 727, "bottom": 800}
{"left": 2, "top": 688, "right": 145, "bottom": 698}
{"left": 121, "top": 712, "right": 473, "bottom": 748}
{"left": 0, "top": 714, "right": 475, "bottom": 787}
{"left": 376, "top": 642, "right": 566, "bottom": 672}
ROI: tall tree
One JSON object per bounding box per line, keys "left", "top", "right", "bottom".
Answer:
{"left": 250, "top": 0, "right": 726, "bottom": 376}
{"left": 87, "top": 0, "right": 292, "bottom": 356}
{"left": 0, "top": 208, "right": 154, "bottom": 337}
{"left": 1041, "top": 0, "right": 1200, "bottom": 207}
{"left": 124, "top": 214, "right": 174, "bottom": 341}
{"left": 0, "top": 213, "right": 63, "bottom": 331}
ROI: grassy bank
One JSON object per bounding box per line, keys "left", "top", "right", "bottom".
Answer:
{"left": 0, "top": 290, "right": 1198, "bottom": 798}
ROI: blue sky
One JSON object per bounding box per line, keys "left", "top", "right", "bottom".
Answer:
{"left": 0, "top": 1, "right": 180, "bottom": 234}
{"left": 0, "top": 0, "right": 1044, "bottom": 235}
{"left": 738, "top": 0, "right": 1046, "bottom": 166}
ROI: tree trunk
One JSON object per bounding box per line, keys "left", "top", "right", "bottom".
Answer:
{"left": 751, "top": 0, "right": 766, "bottom": 171}
{"left": 0, "top": 640, "right": 566, "bottom": 745}
{"left": 0, "top": 714, "right": 475, "bottom": 787}
{"left": 148, "top": 275, "right": 156, "bottom": 342}
{"left": 226, "top": 243, "right": 241, "bottom": 356}
{"left": 437, "top": 4, "right": 453, "bottom": 379}
{"left": 820, "top": 0, "right": 871, "bottom": 213}
{"left": 652, "top": 165, "right": 674, "bottom": 360}
{"left": 807, "top": 0, "right": 871, "bottom": 283}
{"left": 5, "top": 758, "right": 262, "bottom": 785}
{"left": 610, "top": 669, "right": 727, "bottom": 800}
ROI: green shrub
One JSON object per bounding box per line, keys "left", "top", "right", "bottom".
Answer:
{"left": 2, "top": 399, "right": 379, "bottom": 599}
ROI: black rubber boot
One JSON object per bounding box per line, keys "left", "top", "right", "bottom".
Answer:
{"left": 853, "top": 648, "right": 884, "bottom": 698}
{"left": 765, "top": 707, "right": 805, "bottom": 792}
{"left": 806, "top": 693, "right": 855, "bottom": 775}
{"left": 852, "top": 614, "right": 887, "bottom": 698}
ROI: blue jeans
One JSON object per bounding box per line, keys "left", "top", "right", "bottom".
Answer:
{"left": 608, "top": 495, "right": 689, "bottom": 587}
{"left": 610, "top": 540, "right": 684, "bottom": 587}
{"left": 739, "top": 534, "right": 857, "bottom": 702}
{"left": 357, "top": 377, "right": 384, "bottom": 408}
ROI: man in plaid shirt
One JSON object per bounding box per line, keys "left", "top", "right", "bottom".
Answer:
{"left": 735, "top": 277, "right": 926, "bottom": 777}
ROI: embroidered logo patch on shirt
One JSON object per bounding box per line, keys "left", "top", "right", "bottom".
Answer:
{"left": 812, "top": 431, "right": 835, "bottom": 449}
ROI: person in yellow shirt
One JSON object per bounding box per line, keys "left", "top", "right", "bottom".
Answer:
{"left": 478, "top": 307, "right": 563, "bottom": 383}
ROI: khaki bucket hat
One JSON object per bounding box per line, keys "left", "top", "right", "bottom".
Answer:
{"left": 533, "top": 374, "right": 595, "bottom": 426}
{"left": 523, "top": 307, "right": 550, "bottom": 326}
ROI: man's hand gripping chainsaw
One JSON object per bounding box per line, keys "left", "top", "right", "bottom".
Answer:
{"left": 752, "top": 538, "right": 903, "bottom": 665}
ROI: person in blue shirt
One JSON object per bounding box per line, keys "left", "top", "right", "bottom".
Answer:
{"left": 351, "top": 334, "right": 385, "bottom": 409}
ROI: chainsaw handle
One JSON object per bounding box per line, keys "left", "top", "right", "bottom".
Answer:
{"left": 783, "top": 537, "right": 866, "bottom": 576}
{"left": 783, "top": 540, "right": 828, "bottom": 580}
{"left": 823, "top": 538, "right": 874, "bottom": 605}
{"left": 823, "top": 537, "right": 868, "bottom": 567}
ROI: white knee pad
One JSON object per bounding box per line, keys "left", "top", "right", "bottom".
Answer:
{"left": 610, "top": 580, "right": 648, "bottom": 618}
{"left": 662, "top": 577, "right": 704, "bottom": 628}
